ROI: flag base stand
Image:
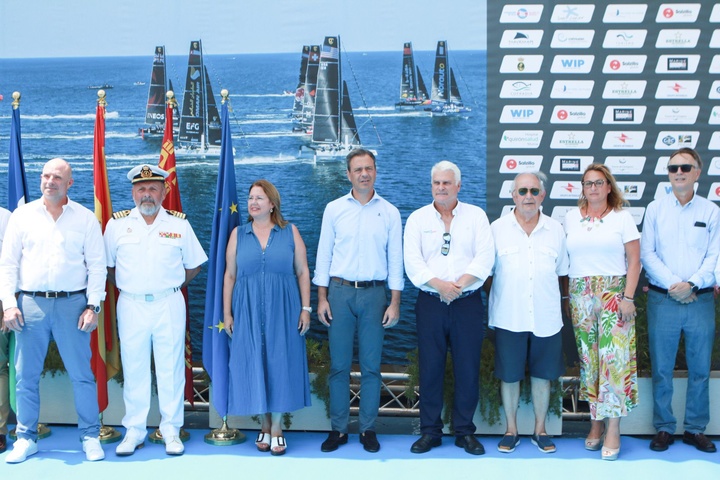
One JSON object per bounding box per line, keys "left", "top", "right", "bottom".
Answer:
{"left": 148, "top": 428, "right": 191, "bottom": 444}
{"left": 9, "top": 423, "right": 51, "bottom": 440}
{"left": 204, "top": 419, "right": 246, "bottom": 446}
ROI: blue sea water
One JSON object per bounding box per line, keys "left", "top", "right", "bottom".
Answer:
{"left": 0, "top": 50, "right": 487, "bottom": 364}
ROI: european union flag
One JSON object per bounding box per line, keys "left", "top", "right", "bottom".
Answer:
{"left": 8, "top": 105, "right": 29, "bottom": 209}
{"left": 202, "top": 98, "right": 239, "bottom": 418}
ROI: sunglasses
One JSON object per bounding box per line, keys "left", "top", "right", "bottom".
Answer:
{"left": 667, "top": 164, "right": 695, "bottom": 173}
{"left": 582, "top": 179, "right": 606, "bottom": 188}
{"left": 517, "top": 187, "right": 541, "bottom": 196}
{"left": 441, "top": 233, "right": 451, "bottom": 256}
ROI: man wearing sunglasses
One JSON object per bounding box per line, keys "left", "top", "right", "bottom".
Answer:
{"left": 488, "top": 172, "right": 568, "bottom": 454}
{"left": 641, "top": 147, "right": 719, "bottom": 453}
{"left": 404, "top": 161, "right": 495, "bottom": 455}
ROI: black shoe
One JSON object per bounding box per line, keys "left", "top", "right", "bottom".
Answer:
{"left": 411, "top": 434, "right": 442, "bottom": 454}
{"left": 455, "top": 434, "right": 485, "bottom": 455}
{"left": 360, "top": 431, "right": 380, "bottom": 453}
{"left": 321, "top": 431, "right": 348, "bottom": 452}
{"left": 649, "top": 431, "right": 674, "bottom": 452}
{"left": 682, "top": 431, "right": 717, "bottom": 453}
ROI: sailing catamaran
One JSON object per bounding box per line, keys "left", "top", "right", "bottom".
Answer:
{"left": 430, "top": 40, "right": 471, "bottom": 116}
{"left": 293, "top": 45, "right": 320, "bottom": 136}
{"left": 139, "top": 46, "right": 180, "bottom": 138}
{"left": 395, "top": 42, "right": 431, "bottom": 111}
{"left": 176, "top": 40, "right": 223, "bottom": 156}
{"left": 300, "top": 36, "right": 374, "bottom": 161}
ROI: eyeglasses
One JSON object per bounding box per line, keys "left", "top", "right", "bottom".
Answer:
{"left": 441, "top": 233, "right": 451, "bottom": 256}
{"left": 667, "top": 164, "right": 695, "bottom": 173}
{"left": 582, "top": 179, "right": 606, "bottom": 188}
{"left": 517, "top": 187, "right": 541, "bottom": 196}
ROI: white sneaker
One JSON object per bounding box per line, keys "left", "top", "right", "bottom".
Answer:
{"left": 164, "top": 436, "right": 184, "bottom": 456}
{"left": 115, "top": 434, "right": 144, "bottom": 456}
{"left": 6, "top": 438, "right": 38, "bottom": 464}
{"left": 82, "top": 436, "right": 105, "bottom": 461}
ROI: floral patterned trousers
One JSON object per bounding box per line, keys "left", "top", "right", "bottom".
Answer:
{"left": 570, "top": 275, "right": 638, "bottom": 420}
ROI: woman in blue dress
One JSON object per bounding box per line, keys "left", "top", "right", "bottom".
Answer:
{"left": 223, "top": 179, "right": 311, "bottom": 455}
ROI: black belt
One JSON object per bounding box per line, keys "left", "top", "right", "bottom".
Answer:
{"left": 20, "top": 289, "right": 87, "bottom": 298}
{"left": 331, "top": 277, "right": 385, "bottom": 289}
{"left": 423, "top": 289, "right": 478, "bottom": 299}
{"left": 648, "top": 284, "right": 713, "bottom": 295}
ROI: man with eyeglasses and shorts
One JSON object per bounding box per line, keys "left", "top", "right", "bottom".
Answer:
{"left": 487, "top": 171, "right": 568, "bottom": 454}
{"left": 404, "top": 160, "right": 494, "bottom": 455}
{"left": 641, "top": 147, "right": 719, "bottom": 453}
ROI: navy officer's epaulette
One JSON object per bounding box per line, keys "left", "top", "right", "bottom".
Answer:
{"left": 112, "top": 210, "right": 131, "bottom": 219}
{"left": 166, "top": 209, "right": 187, "bottom": 220}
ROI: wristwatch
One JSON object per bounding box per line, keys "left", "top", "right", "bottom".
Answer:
{"left": 86, "top": 304, "right": 101, "bottom": 314}
{"left": 302, "top": 306, "right": 312, "bottom": 313}
{"left": 687, "top": 281, "right": 699, "bottom": 293}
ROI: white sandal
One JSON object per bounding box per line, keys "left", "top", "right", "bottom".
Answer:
{"left": 255, "top": 432, "right": 271, "bottom": 452}
{"left": 271, "top": 436, "right": 287, "bottom": 456}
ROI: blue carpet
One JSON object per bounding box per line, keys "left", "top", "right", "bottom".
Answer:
{"left": 2, "top": 426, "right": 718, "bottom": 479}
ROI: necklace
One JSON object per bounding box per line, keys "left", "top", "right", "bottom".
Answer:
{"left": 580, "top": 205, "right": 610, "bottom": 231}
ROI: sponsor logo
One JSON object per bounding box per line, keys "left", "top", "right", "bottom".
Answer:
{"left": 499, "top": 130, "right": 544, "bottom": 148}
{"left": 499, "top": 155, "right": 543, "bottom": 173}
{"left": 602, "top": 131, "right": 647, "bottom": 149}
{"left": 602, "top": 4, "right": 648, "bottom": 23}
{"left": 654, "top": 131, "right": 699, "bottom": 149}
{"left": 656, "top": 55, "right": 700, "bottom": 74}
{"left": 550, "top": 80, "right": 594, "bottom": 99}
{"left": 500, "top": 55, "right": 544, "bottom": 73}
{"left": 550, "top": 105, "right": 594, "bottom": 124}
{"left": 499, "top": 80, "right": 544, "bottom": 98}
{"left": 656, "top": 29, "right": 701, "bottom": 48}
{"left": 708, "top": 81, "right": 720, "bottom": 100}
{"left": 602, "top": 80, "right": 647, "bottom": 99}
{"left": 602, "top": 29, "right": 647, "bottom": 48}
{"left": 499, "top": 105, "right": 544, "bottom": 123}
{"left": 605, "top": 156, "right": 646, "bottom": 175}
{"left": 602, "top": 106, "right": 647, "bottom": 124}
{"left": 500, "top": 30, "right": 544, "bottom": 48}
{"left": 549, "top": 181, "right": 582, "bottom": 200}
{"left": 617, "top": 181, "right": 645, "bottom": 200}
{"left": 550, "top": 55, "right": 595, "bottom": 73}
{"left": 654, "top": 105, "right": 700, "bottom": 124}
{"left": 550, "top": 29, "right": 595, "bottom": 48}
{"left": 551, "top": 4, "right": 595, "bottom": 23}
{"left": 655, "top": 80, "right": 700, "bottom": 99}
{"left": 708, "top": 131, "right": 720, "bottom": 150}
{"left": 602, "top": 55, "right": 647, "bottom": 74}
{"left": 550, "top": 156, "right": 594, "bottom": 174}
{"left": 500, "top": 4, "right": 544, "bottom": 23}
{"left": 549, "top": 130, "right": 594, "bottom": 149}
{"left": 655, "top": 4, "right": 701, "bottom": 23}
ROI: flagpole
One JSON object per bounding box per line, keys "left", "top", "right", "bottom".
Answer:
{"left": 6, "top": 91, "right": 51, "bottom": 441}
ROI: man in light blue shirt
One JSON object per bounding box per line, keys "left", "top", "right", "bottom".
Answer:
{"left": 641, "top": 147, "right": 719, "bottom": 454}
{"left": 313, "top": 149, "right": 404, "bottom": 453}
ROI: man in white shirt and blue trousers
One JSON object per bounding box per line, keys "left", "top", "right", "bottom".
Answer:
{"left": 404, "top": 160, "right": 495, "bottom": 455}
{"left": 314, "top": 149, "right": 404, "bottom": 454}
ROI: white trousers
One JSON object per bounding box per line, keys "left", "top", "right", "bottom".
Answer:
{"left": 117, "top": 290, "right": 186, "bottom": 440}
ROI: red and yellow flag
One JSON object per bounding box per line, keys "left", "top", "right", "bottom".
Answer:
{"left": 92, "top": 95, "right": 121, "bottom": 412}
{"left": 158, "top": 102, "right": 195, "bottom": 405}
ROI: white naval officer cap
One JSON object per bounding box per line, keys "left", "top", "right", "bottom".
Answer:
{"left": 127, "top": 164, "right": 169, "bottom": 184}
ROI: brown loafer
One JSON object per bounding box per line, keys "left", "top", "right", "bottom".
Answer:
{"left": 682, "top": 431, "right": 717, "bottom": 453}
{"left": 650, "top": 431, "right": 674, "bottom": 452}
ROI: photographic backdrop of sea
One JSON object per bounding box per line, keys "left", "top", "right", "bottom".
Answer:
{"left": 0, "top": 49, "right": 487, "bottom": 364}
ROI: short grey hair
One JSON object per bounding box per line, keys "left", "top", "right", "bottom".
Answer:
{"left": 510, "top": 171, "right": 547, "bottom": 194}
{"left": 431, "top": 160, "right": 461, "bottom": 185}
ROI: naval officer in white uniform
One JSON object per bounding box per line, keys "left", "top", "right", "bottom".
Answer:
{"left": 104, "top": 164, "right": 207, "bottom": 457}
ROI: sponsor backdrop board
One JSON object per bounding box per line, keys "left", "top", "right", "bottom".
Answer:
{"left": 487, "top": 1, "right": 720, "bottom": 226}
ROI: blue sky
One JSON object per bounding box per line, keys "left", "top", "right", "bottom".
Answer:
{"left": 0, "top": 0, "right": 486, "bottom": 58}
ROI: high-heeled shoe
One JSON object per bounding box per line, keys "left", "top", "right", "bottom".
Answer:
{"left": 601, "top": 444, "right": 620, "bottom": 461}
